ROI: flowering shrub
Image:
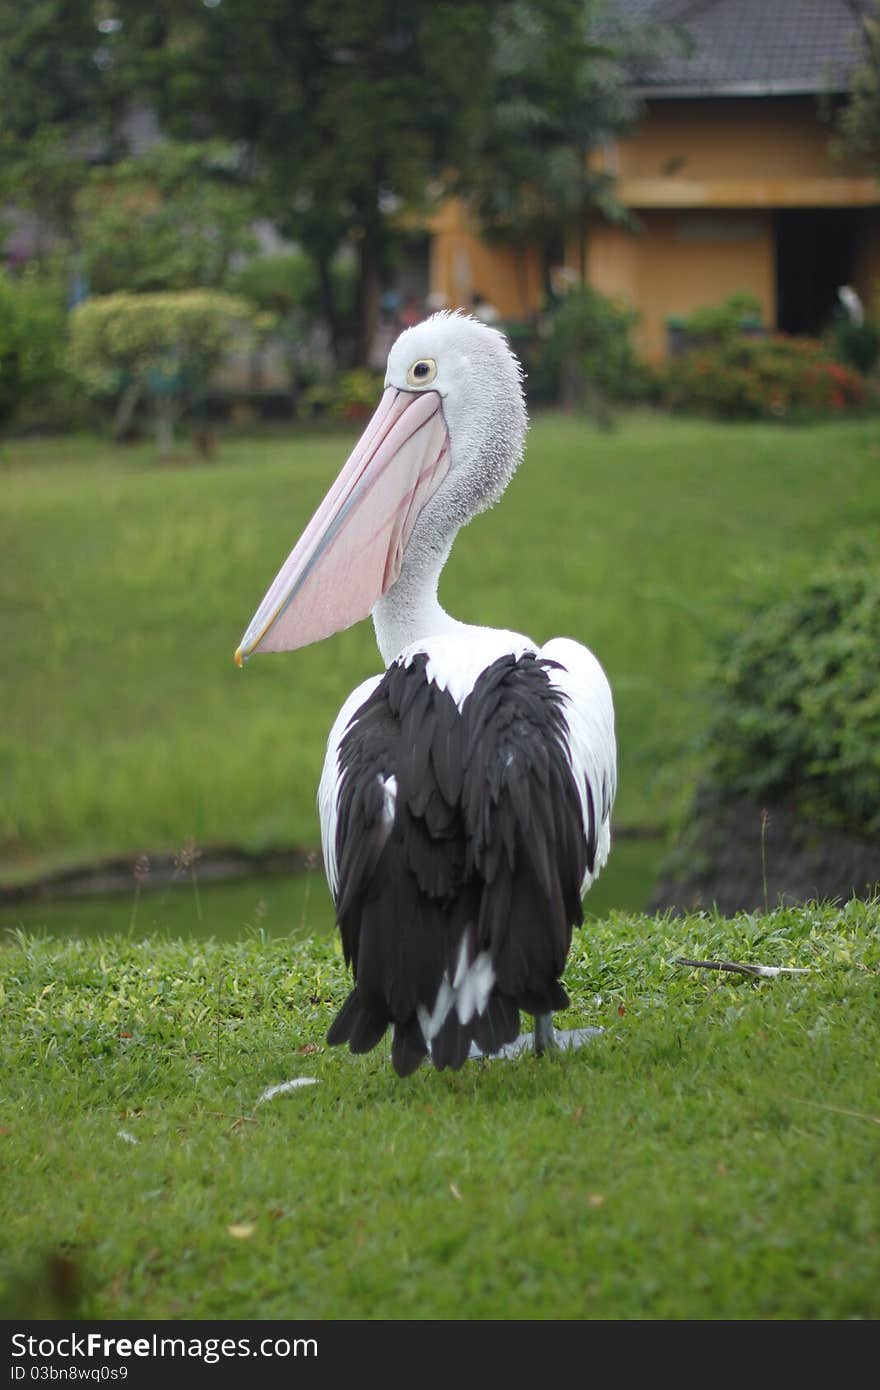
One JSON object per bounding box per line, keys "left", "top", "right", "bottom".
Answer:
{"left": 661, "top": 335, "right": 870, "bottom": 420}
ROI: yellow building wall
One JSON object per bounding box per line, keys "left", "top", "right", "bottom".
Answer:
{"left": 613, "top": 97, "right": 850, "bottom": 183}
{"left": 586, "top": 210, "right": 777, "bottom": 359}
{"left": 428, "top": 98, "right": 880, "bottom": 356}
{"left": 583, "top": 97, "right": 880, "bottom": 356}
{"left": 606, "top": 99, "right": 880, "bottom": 209}
{"left": 427, "top": 199, "right": 543, "bottom": 320}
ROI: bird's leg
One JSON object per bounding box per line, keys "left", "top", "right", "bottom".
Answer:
{"left": 466, "top": 1016, "right": 604, "bottom": 1062}
{"left": 533, "top": 1013, "right": 557, "bottom": 1056}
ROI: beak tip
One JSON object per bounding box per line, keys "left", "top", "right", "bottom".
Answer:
{"left": 234, "top": 646, "right": 245, "bottom": 668}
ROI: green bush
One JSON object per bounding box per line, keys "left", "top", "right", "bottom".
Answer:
{"left": 227, "top": 254, "right": 318, "bottom": 318}
{"left": 0, "top": 270, "right": 70, "bottom": 427}
{"left": 300, "top": 368, "right": 383, "bottom": 422}
{"left": 533, "top": 285, "right": 647, "bottom": 405}
{"left": 706, "top": 554, "right": 880, "bottom": 833}
{"left": 828, "top": 314, "right": 880, "bottom": 375}
{"left": 69, "top": 290, "right": 253, "bottom": 454}
{"left": 666, "top": 292, "right": 764, "bottom": 349}
{"left": 661, "top": 335, "right": 870, "bottom": 420}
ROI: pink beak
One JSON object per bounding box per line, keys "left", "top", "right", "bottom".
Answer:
{"left": 235, "top": 387, "right": 450, "bottom": 663}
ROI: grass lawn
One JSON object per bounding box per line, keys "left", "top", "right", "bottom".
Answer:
{"left": 1, "top": 901, "right": 877, "bottom": 1320}
{"left": 3, "top": 414, "right": 879, "bottom": 898}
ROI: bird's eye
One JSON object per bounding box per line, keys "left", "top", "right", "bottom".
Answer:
{"left": 406, "top": 357, "right": 437, "bottom": 387}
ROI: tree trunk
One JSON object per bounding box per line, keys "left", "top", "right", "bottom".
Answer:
{"left": 154, "top": 395, "right": 177, "bottom": 458}
{"left": 112, "top": 381, "right": 142, "bottom": 442}
{"left": 578, "top": 144, "right": 591, "bottom": 282}
{"left": 315, "top": 254, "right": 341, "bottom": 369}
{"left": 560, "top": 357, "right": 584, "bottom": 412}
{"left": 583, "top": 378, "right": 615, "bottom": 432}
{"left": 515, "top": 241, "right": 531, "bottom": 319}
{"left": 356, "top": 236, "right": 381, "bottom": 369}
{"left": 561, "top": 357, "right": 614, "bottom": 430}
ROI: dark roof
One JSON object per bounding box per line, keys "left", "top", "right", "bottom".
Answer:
{"left": 614, "top": 0, "right": 871, "bottom": 96}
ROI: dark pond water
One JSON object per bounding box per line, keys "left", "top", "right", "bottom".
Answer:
{"left": 0, "top": 839, "right": 662, "bottom": 943}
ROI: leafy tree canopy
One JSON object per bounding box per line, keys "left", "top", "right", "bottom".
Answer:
{"left": 75, "top": 142, "right": 257, "bottom": 294}
{"left": 117, "top": 0, "right": 499, "bottom": 355}
{"left": 835, "top": 1, "right": 880, "bottom": 174}
{"left": 459, "top": 0, "right": 688, "bottom": 268}
{"left": 0, "top": 0, "right": 130, "bottom": 228}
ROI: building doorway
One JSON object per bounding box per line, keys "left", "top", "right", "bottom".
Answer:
{"left": 774, "top": 209, "right": 854, "bottom": 336}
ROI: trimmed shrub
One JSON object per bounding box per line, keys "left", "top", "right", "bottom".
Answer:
{"left": 666, "top": 292, "right": 764, "bottom": 355}
{"left": 69, "top": 290, "right": 253, "bottom": 454}
{"left": 706, "top": 553, "right": 880, "bottom": 834}
{"left": 661, "top": 334, "right": 869, "bottom": 420}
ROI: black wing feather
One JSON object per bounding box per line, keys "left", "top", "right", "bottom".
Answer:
{"left": 326, "top": 651, "right": 590, "bottom": 1075}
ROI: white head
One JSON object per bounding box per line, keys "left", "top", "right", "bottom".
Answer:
{"left": 235, "top": 312, "right": 528, "bottom": 663}
{"left": 385, "top": 311, "right": 528, "bottom": 526}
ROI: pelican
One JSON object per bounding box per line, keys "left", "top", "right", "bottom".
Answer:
{"left": 235, "top": 312, "right": 616, "bottom": 1076}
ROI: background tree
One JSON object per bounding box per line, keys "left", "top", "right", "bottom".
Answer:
{"left": 835, "top": 1, "right": 880, "bottom": 173}
{"left": 0, "top": 0, "right": 128, "bottom": 242}
{"left": 458, "top": 0, "right": 688, "bottom": 285}
{"left": 0, "top": 269, "right": 69, "bottom": 428}
{"left": 75, "top": 141, "right": 257, "bottom": 295}
{"left": 120, "top": 0, "right": 498, "bottom": 364}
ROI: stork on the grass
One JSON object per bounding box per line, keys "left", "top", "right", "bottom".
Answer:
{"left": 235, "top": 312, "right": 616, "bottom": 1076}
